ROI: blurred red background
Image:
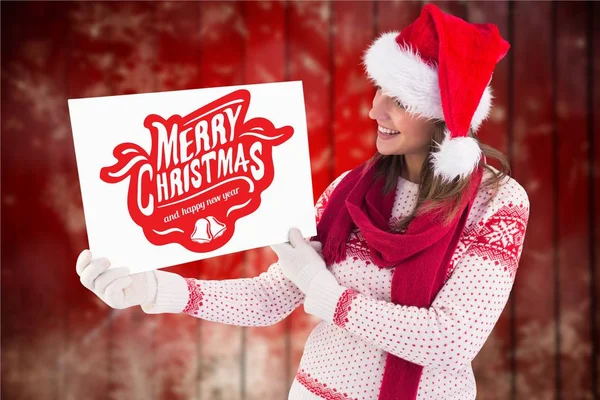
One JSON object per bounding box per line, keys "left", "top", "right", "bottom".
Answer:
{"left": 1, "top": 1, "right": 598, "bottom": 399}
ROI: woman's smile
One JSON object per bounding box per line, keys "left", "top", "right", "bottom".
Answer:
{"left": 377, "top": 125, "right": 401, "bottom": 140}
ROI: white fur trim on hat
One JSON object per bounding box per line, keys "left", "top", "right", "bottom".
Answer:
{"left": 430, "top": 129, "right": 483, "bottom": 182}
{"left": 361, "top": 31, "right": 493, "bottom": 133}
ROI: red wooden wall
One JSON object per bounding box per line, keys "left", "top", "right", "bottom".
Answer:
{"left": 1, "top": 1, "right": 598, "bottom": 399}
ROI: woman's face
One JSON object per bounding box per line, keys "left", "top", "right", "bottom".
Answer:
{"left": 368, "top": 86, "right": 434, "bottom": 156}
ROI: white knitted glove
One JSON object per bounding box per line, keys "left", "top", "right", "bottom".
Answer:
{"left": 270, "top": 227, "right": 330, "bottom": 294}
{"left": 76, "top": 249, "right": 158, "bottom": 310}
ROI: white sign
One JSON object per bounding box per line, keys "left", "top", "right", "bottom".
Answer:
{"left": 68, "top": 81, "right": 315, "bottom": 274}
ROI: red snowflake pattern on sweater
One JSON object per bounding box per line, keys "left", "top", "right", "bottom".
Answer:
{"left": 333, "top": 289, "right": 360, "bottom": 328}
{"left": 182, "top": 278, "right": 203, "bottom": 314}
{"left": 297, "top": 369, "right": 356, "bottom": 400}
{"left": 346, "top": 230, "right": 372, "bottom": 263}
{"left": 467, "top": 203, "right": 529, "bottom": 278}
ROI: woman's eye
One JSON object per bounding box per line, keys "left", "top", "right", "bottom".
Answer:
{"left": 394, "top": 99, "right": 406, "bottom": 109}
{"left": 375, "top": 85, "right": 382, "bottom": 92}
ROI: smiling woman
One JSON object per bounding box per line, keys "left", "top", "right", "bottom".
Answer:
{"left": 72, "top": 4, "right": 530, "bottom": 400}
{"left": 367, "top": 75, "right": 511, "bottom": 229}
{"left": 368, "top": 84, "right": 438, "bottom": 182}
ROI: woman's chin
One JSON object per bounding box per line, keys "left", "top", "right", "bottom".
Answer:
{"left": 376, "top": 140, "right": 401, "bottom": 155}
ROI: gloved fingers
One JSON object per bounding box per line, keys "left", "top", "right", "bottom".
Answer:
{"left": 124, "top": 271, "right": 155, "bottom": 305}
{"left": 94, "top": 267, "right": 131, "bottom": 297}
{"left": 288, "top": 227, "right": 306, "bottom": 248}
{"left": 80, "top": 257, "right": 111, "bottom": 292}
{"left": 104, "top": 276, "right": 133, "bottom": 309}
{"left": 270, "top": 242, "right": 293, "bottom": 258}
{"left": 76, "top": 249, "right": 93, "bottom": 277}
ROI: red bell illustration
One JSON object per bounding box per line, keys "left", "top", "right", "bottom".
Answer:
{"left": 206, "top": 216, "right": 227, "bottom": 239}
{"left": 190, "top": 218, "right": 211, "bottom": 243}
{"left": 190, "top": 216, "right": 227, "bottom": 244}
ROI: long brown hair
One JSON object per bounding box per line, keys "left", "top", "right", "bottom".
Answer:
{"left": 365, "top": 119, "right": 511, "bottom": 231}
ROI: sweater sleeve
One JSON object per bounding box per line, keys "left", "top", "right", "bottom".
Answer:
{"left": 140, "top": 170, "right": 351, "bottom": 327}
{"left": 304, "top": 189, "right": 530, "bottom": 370}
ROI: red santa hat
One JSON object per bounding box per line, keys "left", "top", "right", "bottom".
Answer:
{"left": 362, "top": 4, "right": 510, "bottom": 182}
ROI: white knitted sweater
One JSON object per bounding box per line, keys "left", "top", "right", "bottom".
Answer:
{"left": 141, "top": 168, "right": 530, "bottom": 400}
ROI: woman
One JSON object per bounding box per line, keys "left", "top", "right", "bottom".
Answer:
{"left": 76, "top": 5, "right": 530, "bottom": 400}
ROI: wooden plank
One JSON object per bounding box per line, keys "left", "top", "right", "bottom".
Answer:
{"left": 376, "top": 0, "right": 421, "bottom": 32}
{"left": 555, "top": 3, "right": 593, "bottom": 397}
{"left": 287, "top": 0, "right": 334, "bottom": 205}
{"left": 1, "top": 8, "right": 73, "bottom": 399}
{"left": 286, "top": 0, "right": 334, "bottom": 385}
{"left": 1, "top": 0, "right": 110, "bottom": 398}
{"left": 511, "top": 2, "right": 557, "bottom": 398}
{"left": 332, "top": 1, "right": 374, "bottom": 176}
{"left": 467, "top": 2, "right": 511, "bottom": 167}
{"left": 63, "top": 2, "right": 121, "bottom": 398}
{"left": 83, "top": 2, "right": 161, "bottom": 399}
{"left": 0, "top": 6, "right": 25, "bottom": 398}
{"left": 196, "top": 2, "right": 246, "bottom": 399}
{"left": 242, "top": 2, "right": 290, "bottom": 399}
{"left": 245, "top": 1, "right": 285, "bottom": 85}
{"left": 592, "top": 2, "right": 600, "bottom": 399}
{"left": 429, "top": 0, "right": 466, "bottom": 19}
{"left": 33, "top": 3, "right": 78, "bottom": 397}
{"left": 466, "top": 3, "right": 514, "bottom": 399}
{"left": 152, "top": 2, "right": 204, "bottom": 399}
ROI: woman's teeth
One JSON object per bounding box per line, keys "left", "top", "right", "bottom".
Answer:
{"left": 378, "top": 126, "right": 400, "bottom": 136}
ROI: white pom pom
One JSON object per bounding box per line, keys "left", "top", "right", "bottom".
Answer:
{"left": 431, "top": 130, "right": 482, "bottom": 183}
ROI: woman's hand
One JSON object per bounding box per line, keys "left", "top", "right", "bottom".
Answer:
{"left": 76, "top": 249, "right": 158, "bottom": 309}
{"left": 270, "top": 227, "right": 330, "bottom": 294}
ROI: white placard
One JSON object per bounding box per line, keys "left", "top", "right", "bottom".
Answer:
{"left": 68, "top": 81, "right": 315, "bottom": 274}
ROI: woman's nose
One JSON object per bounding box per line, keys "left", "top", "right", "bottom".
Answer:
{"left": 369, "top": 94, "right": 390, "bottom": 121}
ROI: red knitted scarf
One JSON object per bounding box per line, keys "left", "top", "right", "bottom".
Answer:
{"left": 315, "top": 158, "right": 483, "bottom": 400}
